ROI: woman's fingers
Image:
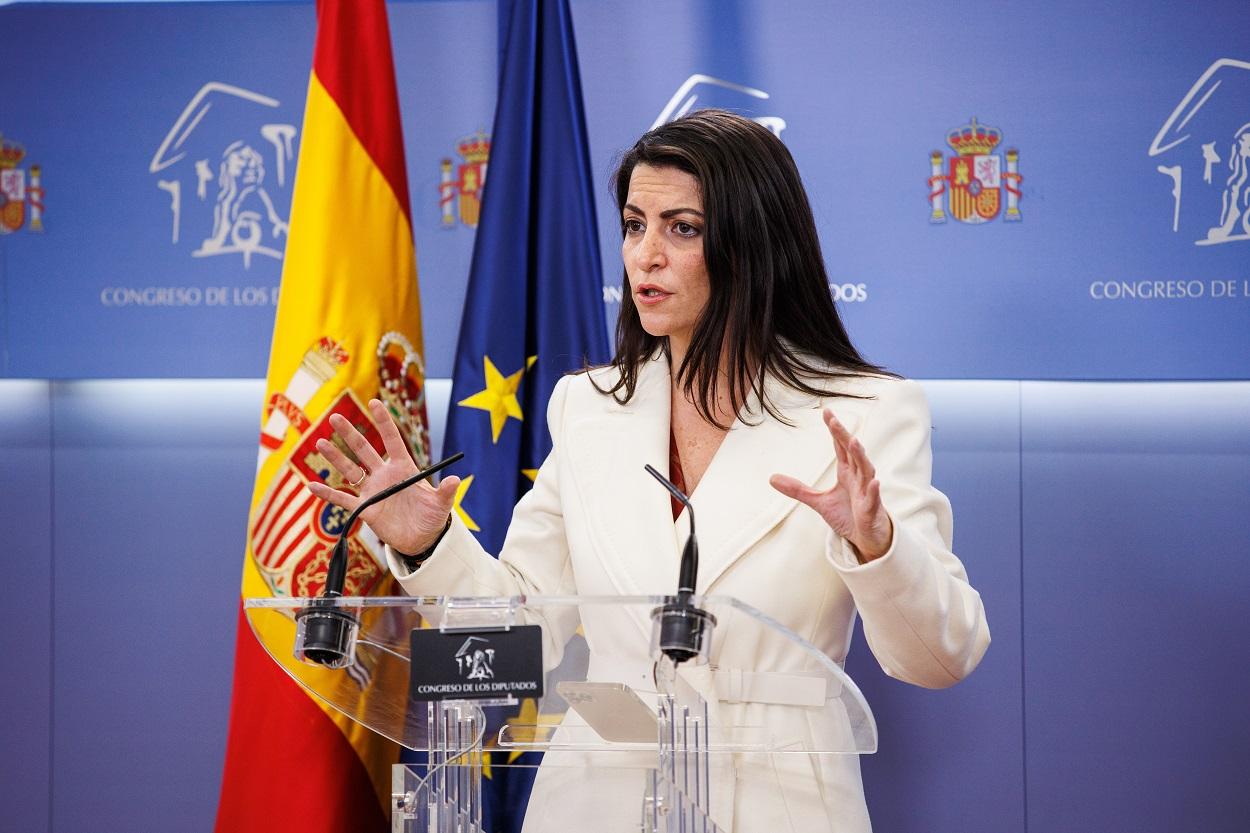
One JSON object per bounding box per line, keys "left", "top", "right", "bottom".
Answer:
{"left": 852, "top": 438, "right": 875, "bottom": 479}
{"left": 435, "top": 475, "right": 460, "bottom": 511}
{"left": 785, "top": 410, "right": 893, "bottom": 561}
{"left": 369, "top": 398, "right": 411, "bottom": 463}
{"left": 308, "top": 480, "right": 361, "bottom": 513}
{"left": 768, "top": 473, "right": 823, "bottom": 506}
{"left": 823, "top": 408, "right": 846, "bottom": 447}
{"left": 772, "top": 472, "right": 854, "bottom": 539}
{"left": 849, "top": 437, "right": 876, "bottom": 494}
{"left": 865, "top": 478, "right": 883, "bottom": 517}
{"left": 316, "top": 437, "right": 363, "bottom": 481}
{"left": 824, "top": 409, "right": 880, "bottom": 498}
{"left": 822, "top": 410, "right": 845, "bottom": 463}
{"left": 329, "top": 412, "right": 385, "bottom": 470}
{"left": 824, "top": 409, "right": 858, "bottom": 487}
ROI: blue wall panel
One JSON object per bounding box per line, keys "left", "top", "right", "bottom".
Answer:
{"left": 48, "top": 380, "right": 261, "bottom": 832}
{"left": 849, "top": 381, "right": 1025, "bottom": 833}
{"left": 1021, "top": 382, "right": 1250, "bottom": 833}
{"left": 0, "top": 380, "right": 54, "bottom": 833}
{"left": 2, "top": 377, "right": 1249, "bottom": 831}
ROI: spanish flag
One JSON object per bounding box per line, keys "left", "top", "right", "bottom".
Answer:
{"left": 215, "top": 0, "right": 428, "bottom": 829}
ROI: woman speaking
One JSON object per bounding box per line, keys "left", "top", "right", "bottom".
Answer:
{"left": 309, "top": 109, "right": 990, "bottom": 832}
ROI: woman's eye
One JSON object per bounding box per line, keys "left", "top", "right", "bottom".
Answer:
{"left": 673, "top": 221, "right": 700, "bottom": 237}
{"left": 623, "top": 218, "right": 644, "bottom": 234}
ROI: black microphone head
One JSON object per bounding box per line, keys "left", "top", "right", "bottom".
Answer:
{"left": 324, "top": 539, "right": 349, "bottom": 597}
{"left": 294, "top": 599, "right": 359, "bottom": 668}
{"left": 653, "top": 598, "right": 716, "bottom": 666}
{"left": 678, "top": 535, "right": 699, "bottom": 595}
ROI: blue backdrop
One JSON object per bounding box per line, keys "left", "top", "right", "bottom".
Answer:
{"left": 2, "top": 0, "right": 1248, "bottom": 379}
{"left": 2, "top": 2, "right": 1249, "bottom": 833}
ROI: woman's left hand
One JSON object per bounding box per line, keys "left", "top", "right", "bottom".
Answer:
{"left": 769, "top": 408, "right": 894, "bottom": 563}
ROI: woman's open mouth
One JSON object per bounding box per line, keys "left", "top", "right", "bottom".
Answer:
{"left": 635, "top": 284, "right": 671, "bottom": 304}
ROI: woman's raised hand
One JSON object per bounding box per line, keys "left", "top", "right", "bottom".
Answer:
{"left": 307, "top": 398, "right": 459, "bottom": 555}
{"left": 769, "top": 408, "right": 894, "bottom": 563}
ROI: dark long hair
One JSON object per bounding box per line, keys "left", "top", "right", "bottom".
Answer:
{"left": 598, "top": 109, "right": 889, "bottom": 427}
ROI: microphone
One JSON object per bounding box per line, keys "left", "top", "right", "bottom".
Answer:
{"left": 644, "top": 464, "right": 716, "bottom": 665}
{"left": 644, "top": 464, "right": 698, "bottom": 596}
{"left": 295, "top": 451, "right": 464, "bottom": 667}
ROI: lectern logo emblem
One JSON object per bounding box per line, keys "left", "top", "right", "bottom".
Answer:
{"left": 928, "top": 117, "right": 1023, "bottom": 225}
{"left": 455, "top": 636, "right": 496, "bottom": 681}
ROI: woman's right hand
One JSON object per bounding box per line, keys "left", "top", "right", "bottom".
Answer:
{"left": 307, "top": 398, "right": 458, "bottom": 555}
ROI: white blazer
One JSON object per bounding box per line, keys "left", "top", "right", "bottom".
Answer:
{"left": 390, "top": 354, "right": 990, "bottom": 832}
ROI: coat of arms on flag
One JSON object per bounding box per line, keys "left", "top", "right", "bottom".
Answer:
{"left": 249, "top": 332, "right": 432, "bottom": 599}
{"left": 927, "top": 117, "right": 1023, "bottom": 225}
{"left": 0, "top": 132, "right": 44, "bottom": 234}
{"left": 251, "top": 389, "right": 388, "bottom": 598}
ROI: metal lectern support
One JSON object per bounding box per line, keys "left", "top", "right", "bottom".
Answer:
{"left": 391, "top": 700, "right": 488, "bottom": 833}
{"left": 642, "top": 685, "right": 722, "bottom": 833}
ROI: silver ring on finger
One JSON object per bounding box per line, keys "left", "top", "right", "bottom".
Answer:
{"left": 350, "top": 469, "right": 368, "bottom": 488}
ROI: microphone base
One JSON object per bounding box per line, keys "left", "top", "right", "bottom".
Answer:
{"left": 294, "top": 600, "right": 359, "bottom": 669}
{"left": 650, "top": 599, "right": 717, "bottom": 666}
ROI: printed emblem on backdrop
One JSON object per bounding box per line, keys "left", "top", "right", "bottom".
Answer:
{"left": 439, "top": 130, "right": 491, "bottom": 228}
{"left": 249, "top": 333, "right": 432, "bottom": 598}
{"left": 149, "top": 83, "right": 297, "bottom": 267}
{"left": 0, "top": 132, "right": 45, "bottom": 234}
{"left": 653, "top": 74, "right": 787, "bottom": 138}
{"left": 928, "top": 117, "right": 1022, "bottom": 225}
{"left": 1149, "top": 58, "right": 1250, "bottom": 246}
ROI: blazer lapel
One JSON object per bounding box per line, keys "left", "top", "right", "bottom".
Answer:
{"left": 563, "top": 354, "right": 683, "bottom": 598}
{"left": 684, "top": 376, "right": 853, "bottom": 593}
{"left": 565, "top": 356, "right": 869, "bottom": 600}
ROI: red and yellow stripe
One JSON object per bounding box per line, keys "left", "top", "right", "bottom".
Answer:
{"left": 216, "top": 1, "right": 423, "bottom": 829}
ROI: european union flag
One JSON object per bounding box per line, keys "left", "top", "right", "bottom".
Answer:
{"left": 443, "top": 0, "right": 610, "bottom": 557}
{"left": 439, "top": 1, "right": 610, "bottom": 829}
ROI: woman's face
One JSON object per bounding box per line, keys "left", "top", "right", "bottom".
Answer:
{"left": 621, "top": 164, "right": 710, "bottom": 353}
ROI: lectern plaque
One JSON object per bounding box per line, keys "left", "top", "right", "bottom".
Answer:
{"left": 409, "top": 625, "right": 544, "bottom": 701}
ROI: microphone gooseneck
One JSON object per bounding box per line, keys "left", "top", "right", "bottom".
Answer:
{"left": 644, "top": 464, "right": 716, "bottom": 665}
{"left": 296, "top": 451, "right": 464, "bottom": 668}
{"left": 644, "top": 463, "right": 698, "bottom": 596}
{"left": 323, "top": 451, "right": 465, "bottom": 597}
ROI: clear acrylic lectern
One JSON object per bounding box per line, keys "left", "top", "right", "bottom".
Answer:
{"left": 244, "top": 594, "right": 876, "bottom": 832}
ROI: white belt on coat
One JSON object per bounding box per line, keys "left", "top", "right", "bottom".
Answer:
{"left": 711, "top": 667, "right": 834, "bottom": 707}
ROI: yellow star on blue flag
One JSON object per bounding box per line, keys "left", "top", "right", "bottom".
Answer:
{"left": 452, "top": 474, "right": 481, "bottom": 532}
{"left": 457, "top": 355, "right": 525, "bottom": 443}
